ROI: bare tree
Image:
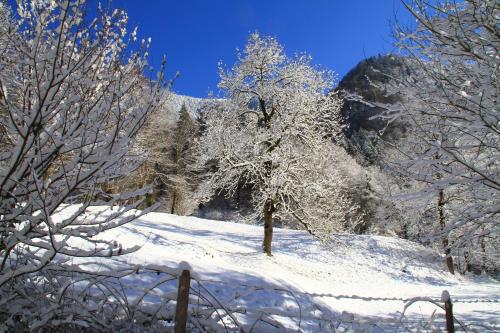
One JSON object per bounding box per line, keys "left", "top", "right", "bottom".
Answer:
{"left": 0, "top": 0, "right": 165, "bottom": 327}
{"left": 196, "top": 33, "right": 358, "bottom": 255}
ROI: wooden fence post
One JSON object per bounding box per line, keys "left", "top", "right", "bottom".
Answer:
{"left": 441, "top": 290, "right": 455, "bottom": 333}
{"left": 175, "top": 269, "right": 191, "bottom": 333}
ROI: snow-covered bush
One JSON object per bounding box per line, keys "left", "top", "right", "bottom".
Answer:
{"left": 0, "top": 0, "right": 165, "bottom": 329}
{"left": 196, "top": 33, "right": 360, "bottom": 255}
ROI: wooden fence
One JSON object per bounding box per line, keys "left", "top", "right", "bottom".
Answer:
{"left": 173, "top": 268, "right": 461, "bottom": 333}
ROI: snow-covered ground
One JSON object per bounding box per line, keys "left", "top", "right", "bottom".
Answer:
{"left": 58, "top": 206, "right": 499, "bottom": 332}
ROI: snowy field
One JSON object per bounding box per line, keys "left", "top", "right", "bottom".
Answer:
{"left": 57, "top": 206, "right": 499, "bottom": 332}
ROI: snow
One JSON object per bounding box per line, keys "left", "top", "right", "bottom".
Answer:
{"left": 163, "top": 93, "right": 208, "bottom": 119}
{"left": 59, "top": 206, "right": 499, "bottom": 331}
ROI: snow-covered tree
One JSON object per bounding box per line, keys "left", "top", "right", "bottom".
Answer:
{"left": 0, "top": 0, "right": 164, "bottom": 327}
{"left": 381, "top": 0, "right": 499, "bottom": 273}
{"left": 197, "top": 33, "right": 357, "bottom": 255}
{"left": 113, "top": 95, "right": 174, "bottom": 208}
{"left": 122, "top": 102, "right": 199, "bottom": 214}
{"left": 164, "top": 104, "right": 198, "bottom": 214}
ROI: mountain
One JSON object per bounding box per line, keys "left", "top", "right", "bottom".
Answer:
{"left": 338, "top": 55, "right": 411, "bottom": 139}
{"left": 335, "top": 55, "right": 414, "bottom": 166}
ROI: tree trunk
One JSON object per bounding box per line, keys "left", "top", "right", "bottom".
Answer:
{"left": 438, "top": 190, "right": 455, "bottom": 274}
{"left": 464, "top": 251, "right": 471, "bottom": 273}
{"left": 263, "top": 199, "right": 274, "bottom": 256}
{"left": 171, "top": 191, "right": 177, "bottom": 214}
{"left": 480, "top": 225, "right": 487, "bottom": 270}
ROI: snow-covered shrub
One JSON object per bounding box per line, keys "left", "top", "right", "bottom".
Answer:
{"left": 0, "top": 0, "right": 165, "bottom": 329}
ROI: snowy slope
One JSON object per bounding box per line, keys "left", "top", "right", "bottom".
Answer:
{"left": 59, "top": 206, "right": 499, "bottom": 332}
{"left": 162, "top": 93, "right": 209, "bottom": 119}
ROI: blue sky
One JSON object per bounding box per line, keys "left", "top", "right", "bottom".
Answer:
{"left": 112, "top": 0, "right": 413, "bottom": 97}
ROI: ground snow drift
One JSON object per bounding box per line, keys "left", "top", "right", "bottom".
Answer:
{"left": 61, "top": 207, "right": 499, "bottom": 331}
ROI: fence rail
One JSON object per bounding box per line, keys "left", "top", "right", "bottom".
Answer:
{"left": 192, "top": 275, "right": 499, "bottom": 304}
{"left": 168, "top": 267, "right": 497, "bottom": 333}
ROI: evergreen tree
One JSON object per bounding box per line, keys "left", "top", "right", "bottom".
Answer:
{"left": 165, "top": 104, "right": 198, "bottom": 214}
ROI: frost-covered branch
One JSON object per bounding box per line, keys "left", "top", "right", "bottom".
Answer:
{"left": 375, "top": 0, "right": 499, "bottom": 272}
{"left": 0, "top": 0, "right": 165, "bottom": 329}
